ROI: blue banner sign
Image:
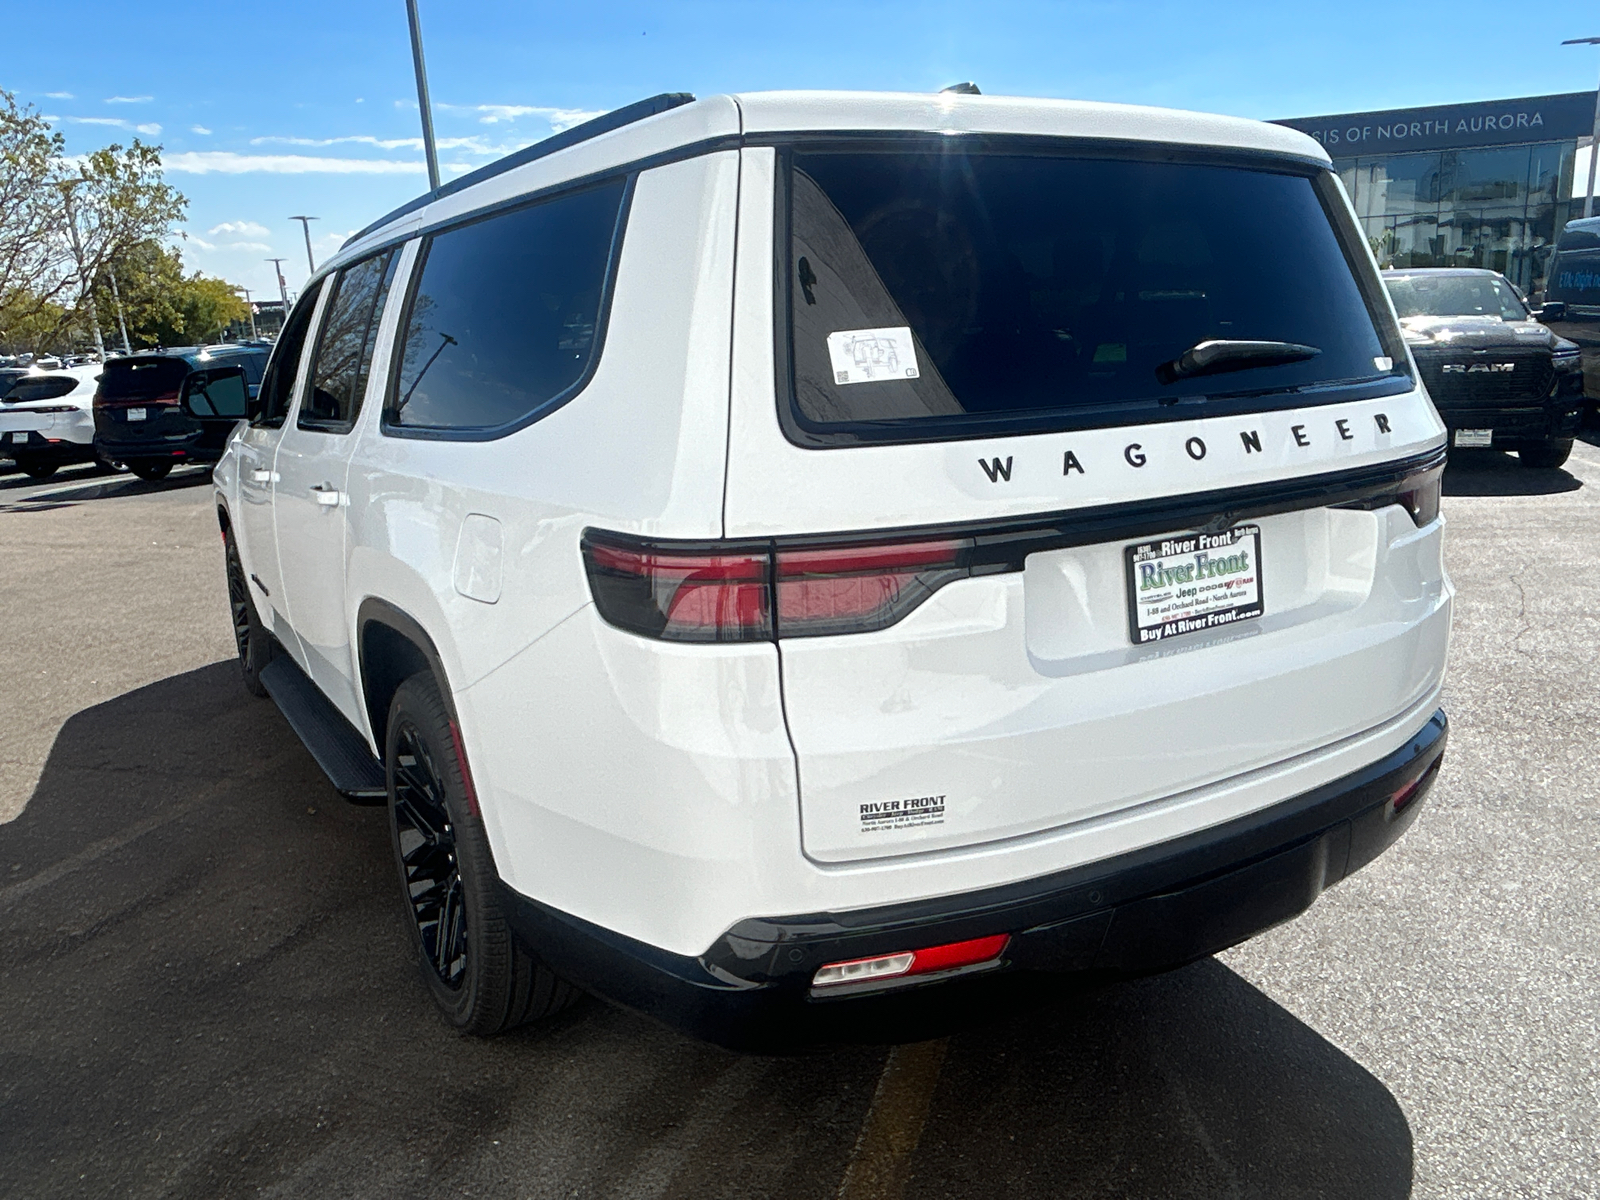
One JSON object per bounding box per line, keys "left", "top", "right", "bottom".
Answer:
{"left": 1276, "top": 92, "right": 1597, "bottom": 155}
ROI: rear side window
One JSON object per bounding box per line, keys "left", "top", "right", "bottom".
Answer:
{"left": 254, "top": 279, "right": 324, "bottom": 429}
{"left": 301, "top": 249, "right": 399, "bottom": 432}
{"left": 781, "top": 145, "right": 1408, "bottom": 445}
{"left": 385, "top": 179, "right": 628, "bottom": 437}
{"left": 5, "top": 375, "right": 79, "bottom": 402}
{"left": 1547, "top": 245, "right": 1600, "bottom": 308}
{"left": 99, "top": 358, "right": 188, "bottom": 401}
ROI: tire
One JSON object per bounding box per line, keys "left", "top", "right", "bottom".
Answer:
{"left": 1519, "top": 438, "right": 1573, "bottom": 470}
{"left": 224, "top": 532, "right": 274, "bottom": 697}
{"left": 128, "top": 459, "right": 173, "bottom": 481}
{"left": 385, "top": 673, "right": 578, "bottom": 1035}
{"left": 16, "top": 458, "right": 58, "bottom": 480}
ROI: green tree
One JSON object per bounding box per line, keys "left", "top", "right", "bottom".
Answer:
{"left": 91, "top": 240, "right": 248, "bottom": 349}
{"left": 0, "top": 90, "right": 71, "bottom": 311}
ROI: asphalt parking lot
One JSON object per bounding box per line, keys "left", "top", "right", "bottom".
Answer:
{"left": 1, "top": 446, "right": 1597, "bottom": 1200}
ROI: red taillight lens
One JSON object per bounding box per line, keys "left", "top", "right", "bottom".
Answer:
{"left": 1396, "top": 464, "right": 1442, "bottom": 528}
{"left": 582, "top": 531, "right": 977, "bottom": 642}
{"left": 582, "top": 538, "right": 771, "bottom": 642}
{"left": 774, "top": 539, "right": 968, "bottom": 637}
{"left": 812, "top": 934, "right": 1010, "bottom": 989}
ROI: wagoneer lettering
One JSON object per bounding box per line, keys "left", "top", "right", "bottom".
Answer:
{"left": 215, "top": 88, "right": 1452, "bottom": 1050}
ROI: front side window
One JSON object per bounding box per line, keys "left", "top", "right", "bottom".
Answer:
{"left": 254, "top": 279, "right": 324, "bottom": 429}
{"left": 782, "top": 144, "right": 1408, "bottom": 444}
{"left": 385, "top": 179, "right": 627, "bottom": 436}
{"left": 1386, "top": 273, "right": 1527, "bottom": 321}
{"left": 301, "top": 249, "right": 398, "bottom": 431}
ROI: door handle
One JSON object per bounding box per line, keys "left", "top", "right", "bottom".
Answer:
{"left": 310, "top": 483, "right": 342, "bottom": 507}
{"left": 251, "top": 468, "right": 275, "bottom": 484}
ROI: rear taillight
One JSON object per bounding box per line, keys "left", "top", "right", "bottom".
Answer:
{"left": 1396, "top": 464, "right": 1442, "bottom": 528}
{"left": 95, "top": 391, "right": 179, "bottom": 409}
{"left": 582, "top": 531, "right": 979, "bottom": 642}
{"left": 582, "top": 540, "right": 771, "bottom": 642}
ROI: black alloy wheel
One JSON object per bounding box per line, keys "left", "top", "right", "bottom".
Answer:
{"left": 392, "top": 721, "right": 469, "bottom": 989}
{"left": 128, "top": 459, "right": 172, "bottom": 481}
{"left": 224, "top": 532, "right": 272, "bottom": 697}
{"left": 384, "top": 673, "right": 579, "bottom": 1034}
{"left": 16, "top": 457, "right": 58, "bottom": 480}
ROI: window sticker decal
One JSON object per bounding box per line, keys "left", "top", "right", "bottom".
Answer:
{"left": 826, "top": 326, "right": 920, "bottom": 386}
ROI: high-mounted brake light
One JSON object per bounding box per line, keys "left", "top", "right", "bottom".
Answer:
{"left": 811, "top": 934, "right": 1010, "bottom": 989}
{"left": 581, "top": 531, "right": 978, "bottom": 642}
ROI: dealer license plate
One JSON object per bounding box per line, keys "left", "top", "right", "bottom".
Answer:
{"left": 126, "top": 407, "right": 146, "bottom": 421}
{"left": 1125, "top": 525, "right": 1264, "bottom": 645}
{"left": 1454, "top": 428, "right": 1492, "bottom": 448}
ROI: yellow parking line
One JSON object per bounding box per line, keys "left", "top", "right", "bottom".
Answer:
{"left": 836, "top": 1038, "right": 949, "bottom": 1200}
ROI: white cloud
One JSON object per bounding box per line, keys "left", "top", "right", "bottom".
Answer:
{"left": 250, "top": 132, "right": 513, "bottom": 156}
{"left": 105, "top": 95, "right": 153, "bottom": 104}
{"left": 164, "top": 151, "right": 427, "bottom": 175}
{"left": 44, "top": 91, "right": 73, "bottom": 99}
{"left": 56, "top": 115, "right": 162, "bottom": 136}
{"left": 189, "top": 235, "right": 217, "bottom": 250}
{"left": 227, "top": 241, "right": 273, "bottom": 252}
{"left": 209, "top": 220, "right": 271, "bottom": 237}
{"left": 437, "top": 102, "right": 605, "bottom": 131}
{"left": 191, "top": 125, "right": 212, "bottom": 135}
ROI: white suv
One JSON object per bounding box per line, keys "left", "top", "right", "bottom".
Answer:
{"left": 215, "top": 91, "right": 1452, "bottom": 1048}
{"left": 0, "top": 364, "right": 103, "bottom": 479}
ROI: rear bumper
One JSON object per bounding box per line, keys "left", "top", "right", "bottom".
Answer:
{"left": 1, "top": 431, "right": 96, "bottom": 462}
{"left": 93, "top": 434, "right": 222, "bottom": 465}
{"left": 503, "top": 708, "right": 1446, "bottom": 1049}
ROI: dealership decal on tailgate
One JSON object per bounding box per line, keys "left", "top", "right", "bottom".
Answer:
{"left": 1126, "top": 526, "right": 1263, "bottom": 644}
{"left": 860, "top": 793, "right": 946, "bottom": 833}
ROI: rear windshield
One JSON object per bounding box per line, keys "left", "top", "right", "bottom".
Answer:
{"left": 99, "top": 358, "right": 189, "bottom": 400}
{"left": 1386, "top": 274, "right": 1525, "bottom": 321}
{"left": 781, "top": 144, "right": 1407, "bottom": 444}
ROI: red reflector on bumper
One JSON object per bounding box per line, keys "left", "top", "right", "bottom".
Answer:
{"left": 812, "top": 934, "right": 1010, "bottom": 988}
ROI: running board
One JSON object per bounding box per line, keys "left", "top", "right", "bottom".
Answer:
{"left": 259, "top": 655, "right": 387, "bottom": 803}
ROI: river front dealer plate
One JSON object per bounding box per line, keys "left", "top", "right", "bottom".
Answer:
{"left": 1125, "top": 525, "right": 1263, "bottom": 645}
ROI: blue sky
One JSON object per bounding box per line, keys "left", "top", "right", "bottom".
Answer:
{"left": 6, "top": 0, "right": 1599, "bottom": 303}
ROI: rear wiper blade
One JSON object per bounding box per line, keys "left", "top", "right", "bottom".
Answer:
{"left": 1157, "top": 339, "right": 1320, "bottom": 384}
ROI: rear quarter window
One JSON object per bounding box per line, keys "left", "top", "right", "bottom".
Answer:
{"left": 384, "top": 178, "right": 629, "bottom": 438}
{"left": 4, "top": 375, "right": 80, "bottom": 402}
{"left": 780, "top": 143, "right": 1409, "bottom": 445}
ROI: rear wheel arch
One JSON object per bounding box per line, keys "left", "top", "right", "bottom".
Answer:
{"left": 216, "top": 503, "right": 232, "bottom": 536}
{"left": 356, "top": 599, "right": 458, "bottom": 756}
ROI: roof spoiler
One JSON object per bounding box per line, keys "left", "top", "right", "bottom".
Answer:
{"left": 342, "top": 92, "right": 697, "bottom": 250}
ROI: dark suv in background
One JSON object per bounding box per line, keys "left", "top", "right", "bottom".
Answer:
{"left": 1384, "top": 268, "right": 1584, "bottom": 469}
{"left": 1538, "top": 215, "right": 1600, "bottom": 408}
{"left": 93, "top": 344, "right": 268, "bottom": 480}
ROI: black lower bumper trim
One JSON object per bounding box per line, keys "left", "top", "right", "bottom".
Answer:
{"left": 502, "top": 710, "right": 1447, "bottom": 1049}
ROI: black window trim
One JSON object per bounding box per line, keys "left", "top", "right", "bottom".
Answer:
{"left": 379, "top": 172, "right": 637, "bottom": 443}
{"left": 298, "top": 247, "right": 399, "bottom": 436}
{"left": 769, "top": 133, "right": 1417, "bottom": 450}
{"left": 252, "top": 278, "right": 326, "bottom": 430}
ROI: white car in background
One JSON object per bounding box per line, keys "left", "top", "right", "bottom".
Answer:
{"left": 216, "top": 89, "right": 1453, "bottom": 1049}
{"left": 0, "top": 364, "right": 106, "bottom": 479}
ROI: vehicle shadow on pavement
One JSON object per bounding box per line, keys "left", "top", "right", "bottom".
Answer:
{"left": 0, "top": 663, "right": 1411, "bottom": 1200}
{"left": 1441, "top": 448, "right": 1582, "bottom": 496}
{"left": 0, "top": 465, "right": 212, "bottom": 511}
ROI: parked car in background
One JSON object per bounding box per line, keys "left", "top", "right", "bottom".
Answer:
{"left": 217, "top": 90, "right": 1451, "bottom": 1049}
{"left": 1537, "top": 215, "right": 1600, "bottom": 406}
{"left": 92, "top": 344, "right": 266, "bottom": 481}
{"left": 1384, "top": 267, "right": 1584, "bottom": 468}
{"left": 0, "top": 364, "right": 105, "bottom": 479}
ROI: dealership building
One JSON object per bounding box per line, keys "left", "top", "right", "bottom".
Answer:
{"left": 1275, "top": 92, "right": 1598, "bottom": 295}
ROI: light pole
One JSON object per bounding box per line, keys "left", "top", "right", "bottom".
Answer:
{"left": 241, "top": 288, "right": 260, "bottom": 340}
{"left": 267, "top": 258, "right": 291, "bottom": 328}
{"left": 107, "top": 266, "right": 132, "bottom": 355}
{"left": 1564, "top": 37, "right": 1600, "bottom": 219}
{"left": 406, "top": 0, "right": 442, "bottom": 192}
{"left": 289, "top": 215, "right": 318, "bottom": 273}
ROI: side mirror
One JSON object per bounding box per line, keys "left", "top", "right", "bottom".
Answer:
{"left": 1536, "top": 301, "right": 1567, "bottom": 323}
{"left": 184, "top": 366, "right": 250, "bottom": 418}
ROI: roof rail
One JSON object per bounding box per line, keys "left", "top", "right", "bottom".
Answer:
{"left": 342, "top": 92, "right": 697, "bottom": 250}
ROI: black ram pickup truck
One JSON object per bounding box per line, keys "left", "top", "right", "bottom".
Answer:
{"left": 1384, "top": 267, "right": 1584, "bottom": 469}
